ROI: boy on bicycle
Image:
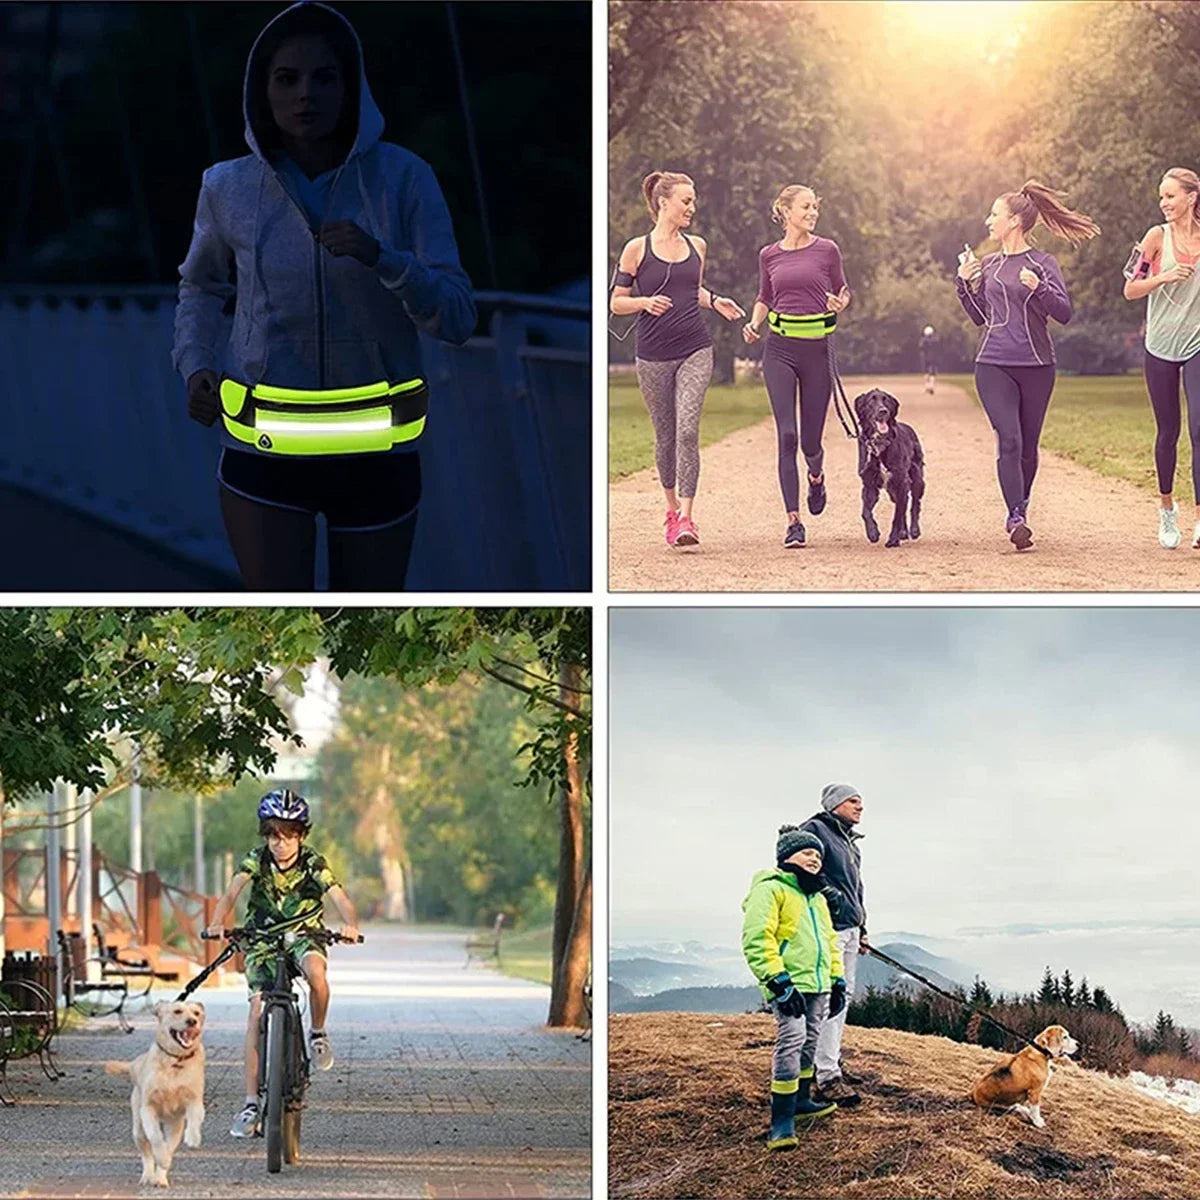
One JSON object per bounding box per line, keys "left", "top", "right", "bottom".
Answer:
{"left": 205, "top": 788, "right": 359, "bottom": 1138}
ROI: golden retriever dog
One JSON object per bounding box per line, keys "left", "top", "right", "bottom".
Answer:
{"left": 106, "top": 1000, "right": 206, "bottom": 1187}
{"left": 970, "top": 1024, "right": 1078, "bottom": 1128}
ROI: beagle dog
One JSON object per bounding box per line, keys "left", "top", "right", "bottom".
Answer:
{"left": 971, "top": 1024, "right": 1077, "bottom": 1128}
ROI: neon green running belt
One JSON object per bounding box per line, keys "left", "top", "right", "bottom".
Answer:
{"left": 766, "top": 310, "right": 837, "bottom": 339}
{"left": 219, "top": 377, "right": 428, "bottom": 456}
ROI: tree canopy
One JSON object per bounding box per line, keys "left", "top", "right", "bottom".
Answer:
{"left": 609, "top": 0, "right": 1195, "bottom": 377}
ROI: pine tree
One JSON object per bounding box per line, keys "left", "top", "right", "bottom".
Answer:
{"left": 1093, "top": 985, "right": 1113, "bottom": 1014}
{"left": 1154, "top": 1010, "right": 1174, "bottom": 1054}
{"left": 1038, "top": 966, "right": 1057, "bottom": 1006}
{"left": 1076, "top": 977, "right": 1092, "bottom": 1009}
{"left": 1180, "top": 1028, "right": 1192, "bottom": 1059}
{"left": 1060, "top": 968, "right": 1074, "bottom": 1008}
{"left": 969, "top": 975, "right": 994, "bottom": 1008}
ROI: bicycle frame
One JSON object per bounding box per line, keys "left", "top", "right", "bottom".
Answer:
{"left": 255, "top": 938, "right": 312, "bottom": 1128}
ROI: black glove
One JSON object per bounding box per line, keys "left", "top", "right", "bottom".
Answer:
{"left": 187, "top": 369, "right": 220, "bottom": 427}
{"left": 828, "top": 977, "right": 847, "bottom": 1018}
{"left": 766, "top": 972, "right": 805, "bottom": 1018}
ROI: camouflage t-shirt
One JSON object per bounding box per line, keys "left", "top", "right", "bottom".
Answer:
{"left": 237, "top": 844, "right": 338, "bottom": 931}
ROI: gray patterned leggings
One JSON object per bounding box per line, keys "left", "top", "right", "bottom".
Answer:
{"left": 634, "top": 346, "right": 714, "bottom": 498}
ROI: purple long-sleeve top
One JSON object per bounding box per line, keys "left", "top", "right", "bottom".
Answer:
{"left": 757, "top": 237, "right": 847, "bottom": 315}
{"left": 956, "top": 249, "right": 1071, "bottom": 366}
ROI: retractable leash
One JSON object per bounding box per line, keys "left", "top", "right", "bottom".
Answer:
{"left": 826, "top": 332, "right": 860, "bottom": 439}
{"left": 864, "top": 945, "right": 1055, "bottom": 1058}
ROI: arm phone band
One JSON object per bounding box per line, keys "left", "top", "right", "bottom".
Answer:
{"left": 614, "top": 270, "right": 635, "bottom": 288}
{"left": 1123, "top": 244, "right": 1151, "bottom": 282}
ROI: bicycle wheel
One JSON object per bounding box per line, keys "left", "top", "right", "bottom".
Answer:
{"left": 264, "top": 1007, "right": 286, "bottom": 1173}
{"left": 283, "top": 1105, "right": 301, "bottom": 1164}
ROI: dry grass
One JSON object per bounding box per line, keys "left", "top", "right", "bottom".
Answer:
{"left": 609, "top": 1014, "right": 1200, "bottom": 1199}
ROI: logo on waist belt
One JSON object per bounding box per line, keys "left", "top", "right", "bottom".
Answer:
{"left": 258, "top": 434, "right": 273, "bottom": 449}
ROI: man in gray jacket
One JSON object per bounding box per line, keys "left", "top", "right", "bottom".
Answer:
{"left": 800, "top": 782, "right": 868, "bottom": 1107}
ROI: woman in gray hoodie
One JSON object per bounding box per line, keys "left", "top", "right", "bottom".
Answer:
{"left": 173, "top": 2, "right": 475, "bottom": 589}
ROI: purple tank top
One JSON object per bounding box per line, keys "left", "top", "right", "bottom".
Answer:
{"left": 634, "top": 234, "right": 713, "bottom": 362}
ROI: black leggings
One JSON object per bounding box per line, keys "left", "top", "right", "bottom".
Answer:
{"left": 218, "top": 449, "right": 421, "bottom": 590}
{"left": 1144, "top": 349, "right": 1200, "bottom": 501}
{"left": 762, "top": 333, "right": 831, "bottom": 513}
{"left": 974, "top": 363, "right": 1056, "bottom": 514}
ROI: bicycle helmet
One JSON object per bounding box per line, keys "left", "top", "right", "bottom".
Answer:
{"left": 257, "top": 788, "right": 311, "bottom": 828}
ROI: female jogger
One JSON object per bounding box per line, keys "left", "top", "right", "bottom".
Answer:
{"left": 173, "top": 1, "right": 475, "bottom": 590}
{"left": 744, "top": 185, "right": 850, "bottom": 549}
{"left": 1122, "top": 167, "right": 1200, "bottom": 549}
{"left": 956, "top": 180, "right": 1099, "bottom": 551}
{"left": 611, "top": 171, "right": 744, "bottom": 548}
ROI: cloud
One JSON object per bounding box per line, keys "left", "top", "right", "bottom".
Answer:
{"left": 611, "top": 608, "right": 1200, "bottom": 950}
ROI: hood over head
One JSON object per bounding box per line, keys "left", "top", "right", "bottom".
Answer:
{"left": 243, "top": 1, "right": 384, "bottom": 166}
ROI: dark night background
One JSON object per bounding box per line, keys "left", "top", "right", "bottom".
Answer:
{"left": 0, "top": 1, "right": 589, "bottom": 294}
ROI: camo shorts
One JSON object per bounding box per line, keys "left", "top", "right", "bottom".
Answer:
{"left": 244, "top": 934, "right": 326, "bottom": 994}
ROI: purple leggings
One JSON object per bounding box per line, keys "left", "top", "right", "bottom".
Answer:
{"left": 974, "top": 363, "right": 1056, "bottom": 514}
{"left": 1144, "top": 349, "right": 1200, "bottom": 501}
{"left": 762, "top": 333, "right": 831, "bottom": 512}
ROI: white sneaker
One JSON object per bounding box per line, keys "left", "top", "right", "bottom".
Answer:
{"left": 1159, "top": 503, "right": 1181, "bottom": 549}
{"left": 310, "top": 1031, "right": 334, "bottom": 1071}
{"left": 1192, "top": 519, "right": 1200, "bottom": 550}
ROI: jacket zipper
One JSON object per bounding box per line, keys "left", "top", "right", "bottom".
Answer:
{"left": 807, "top": 895, "right": 824, "bottom": 989}
{"left": 314, "top": 231, "right": 325, "bottom": 387}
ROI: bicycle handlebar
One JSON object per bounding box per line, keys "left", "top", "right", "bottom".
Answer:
{"left": 201, "top": 926, "right": 364, "bottom": 945}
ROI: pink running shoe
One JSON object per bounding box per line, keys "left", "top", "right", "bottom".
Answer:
{"left": 664, "top": 509, "right": 681, "bottom": 547}
{"left": 675, "top": 514, "right": 700, "bottom": 547}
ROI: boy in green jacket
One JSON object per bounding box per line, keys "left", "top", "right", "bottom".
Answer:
{"left": 742, "top": 825, "right": 846, "bottom": 1150}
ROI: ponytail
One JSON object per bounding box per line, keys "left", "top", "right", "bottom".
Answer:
{"left": 642, "top": 170, "right": 693, "bottom": 221}
{"left": 1004, "top": 180, "right": 1100, "bottom": 246}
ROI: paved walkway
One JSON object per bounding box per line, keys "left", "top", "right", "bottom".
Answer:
{"left": 0, "top": 926, "right": 589, "bottom": 1199}
{"left": 610, "top": 376, "right": 1200, "bottom": 591}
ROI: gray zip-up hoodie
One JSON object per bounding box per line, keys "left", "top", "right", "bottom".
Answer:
{"left": 172, "top": 2, "right": 476, "bottom": 452}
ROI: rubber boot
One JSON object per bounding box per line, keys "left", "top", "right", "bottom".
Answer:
{"left": 767, "top": 1081, "right": 799, "bottom": 1151}
{"left": 795, "top": 1067, "right": 837, "bottom": 1119}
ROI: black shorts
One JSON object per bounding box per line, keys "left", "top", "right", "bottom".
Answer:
{"left": 218, "top": 448, "right": 422, "bottom": 530}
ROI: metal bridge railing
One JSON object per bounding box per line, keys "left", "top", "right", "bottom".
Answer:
{"left": 0, "top": 287, "right": 589, "bottom": 590}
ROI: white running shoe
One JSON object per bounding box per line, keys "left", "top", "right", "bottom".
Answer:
{"left": 1159, "top": 503, "right": 1181, "bottom": 549}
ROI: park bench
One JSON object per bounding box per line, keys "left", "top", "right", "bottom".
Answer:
{"left": 465, "top": 913, "right": 506, "bottom": 967}
{"left": 92, "top": 923, "right": 180, "bottom": 1001}
{"left": 56, "top": 929, "right": 136, "bottom": 1033}
{"left": 0, "top": 957, "right": 62, "bottom": 1106}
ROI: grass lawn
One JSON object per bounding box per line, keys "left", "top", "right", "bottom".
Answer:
{"left": 612, "top": 372, "right": 1174, "bottom": 496}
{"left": 497, "top": 923, "right": 552, "bottom": 986}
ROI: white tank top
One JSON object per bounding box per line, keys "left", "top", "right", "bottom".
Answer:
{"left": 1146, "top": 223, "right": 1200, "bottom": 362}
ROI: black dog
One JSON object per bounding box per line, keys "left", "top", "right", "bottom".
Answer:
{"left": 853, "top": 388, "right": 925, "bottom": 547}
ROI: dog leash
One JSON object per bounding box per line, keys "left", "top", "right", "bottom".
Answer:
{"left": 865, "top": 945, "right": 1053, "bottom": 1058}
{"left": 826, "top": 335, "right": 860, "bottom": 439}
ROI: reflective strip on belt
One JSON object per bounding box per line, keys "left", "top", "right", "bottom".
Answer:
{"left": 219, "top": 377, "right": 428, "bottom": 456}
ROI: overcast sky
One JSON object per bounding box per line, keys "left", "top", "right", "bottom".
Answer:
{"left": 610, "top": 608, "right": 1200, "bottom": 949}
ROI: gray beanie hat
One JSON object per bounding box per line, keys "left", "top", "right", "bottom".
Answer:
{"left": 776, "top": 825, "right": 824, "bottom": 864}
{"left": 822, "top": 782, "right": 861, "bottom": 813}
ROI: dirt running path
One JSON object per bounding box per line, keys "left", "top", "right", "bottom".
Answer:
{"left": 610, "top": 375, "right": 1200, "bottom": 592}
